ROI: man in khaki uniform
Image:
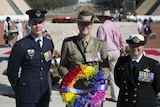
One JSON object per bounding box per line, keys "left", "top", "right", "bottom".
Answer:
{"left": 59, "top": 10, "right": 109, "bottom": 82}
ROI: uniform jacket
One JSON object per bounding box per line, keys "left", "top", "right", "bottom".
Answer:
{"left": 7, "top": 34, "right": 54, "bottom": 103}
{"left": 114, "top": 55, "right": 160, "bottom": 107}
{"left": 59, "top": 35, "right": 109, "bottom": 78}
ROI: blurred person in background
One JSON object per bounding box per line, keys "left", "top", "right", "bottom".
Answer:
{"left": 14, "top": 19, "right": 24, "bottom": 41}
{"left": 3, "top": 16, "right": 12, "bottom": 47}
{"left": 136, "top": 19, "right": 143, "bottom": 34}
{"left": 97, "top": 10, "right": 126, "bottom": 102}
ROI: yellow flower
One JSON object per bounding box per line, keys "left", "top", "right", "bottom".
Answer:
{"left": 62, "top": 92, "right": 80, "bottom": 105}
{"left": 83, "top": 66, "right": 97, "bottom": 80}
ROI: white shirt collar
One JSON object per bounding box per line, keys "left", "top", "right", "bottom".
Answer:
{"left": 131, "top": 53, "right": 143, "bottom": 63}
{"left": 31, "top": 34, "right": 43, "bottom": 43}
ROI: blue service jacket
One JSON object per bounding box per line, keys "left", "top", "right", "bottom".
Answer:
{"left": 7, "top": 34, "right": 54, "bottom": 103}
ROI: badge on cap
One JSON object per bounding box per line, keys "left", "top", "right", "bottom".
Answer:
{"left": 35, "top": 11, "right": 41, "bottom": 17}
{"left": 133, "top": 37, "right": 140, "bottom": 43}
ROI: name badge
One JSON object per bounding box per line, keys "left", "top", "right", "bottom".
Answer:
{"left": 84, "top": 52, "right": 101, "bottom": 62}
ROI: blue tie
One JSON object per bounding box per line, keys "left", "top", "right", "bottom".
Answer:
{"left": 132, "top": 61, "right": 138, "bottom": 73}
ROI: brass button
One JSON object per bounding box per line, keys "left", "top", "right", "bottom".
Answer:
{"left": 41, "top": 60, "right": 43, "bottom": 62}
{"left": 124, "top": 81, "right": 126, "bottom": 83}
{"left": 125, "top": 93, "right": 128, "bottom": 95}
{"left": 134, "top": 88, "right": 137, "bottom": 91}
{"left": 133, "top": 94, "right": 137, "bottom": 97}
{"left": 133, "top": 100, "right": 136, "bottom": 103}
{"left": 125, "top": 99, "right": 128, "bottom": 101}
{"left": 125, "top": 86, "right": 128, "bottom": 89}
{"left": 41, "top": 52, "right": 43, "bottom": 55}
{"left": 41, "top": 67, "right": 43, "bottom": 70}
{"left": 137, "top": 83, "right": 140, "bottom": 85}
{"left": 40, "top": 77, "right": 43, "bottom": 80}
{"left": 22, "top": 83, "right": 26, "bottom": 85}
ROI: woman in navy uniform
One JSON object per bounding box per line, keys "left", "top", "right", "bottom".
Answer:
{"left": 7, "top": 8, "right": 54, "bottom": 107}
{"left": 114, "top": 34, "right": 160, "bottom": 107}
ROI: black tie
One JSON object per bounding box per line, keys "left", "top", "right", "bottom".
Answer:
{"left": 132, "top": 61, "right": 138, "bottom": 73}
{"left": 37, "top": 39, "right": 41, "bottom": 48}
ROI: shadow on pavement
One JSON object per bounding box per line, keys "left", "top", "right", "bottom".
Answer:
{"left": 0, "top": 57, "right": 8, "bottom": 62}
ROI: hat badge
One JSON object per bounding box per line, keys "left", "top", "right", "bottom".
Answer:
{"left": 133, "top": 36, "right": 140, "bottom": 43}
{"left": 35, "top": 11, "right": 41, "bottom": 17}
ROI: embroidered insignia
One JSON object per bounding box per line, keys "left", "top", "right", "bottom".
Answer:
{"left": 27, "top": 49, "right": 35, "bottom": 59}
{"left": 35, "top": 11, "right": 41, "bottom": 17}
{"left": 143, "top": 68, "right": 150, "bottom": 72}
{"left": 133, "top": 36, "right": 140, "bottom": 43}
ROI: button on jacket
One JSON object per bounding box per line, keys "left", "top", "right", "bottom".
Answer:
{"left": 7, "top": 34, "right": 54, "bottom": 103}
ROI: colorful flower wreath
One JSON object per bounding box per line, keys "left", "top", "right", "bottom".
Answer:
{"left": 59, "top": 66, "right": 107, "bottom": 107}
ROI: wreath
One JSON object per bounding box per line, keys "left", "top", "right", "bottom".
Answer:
{"left": 59, "top": 66, "right": 107, "bottom": 107}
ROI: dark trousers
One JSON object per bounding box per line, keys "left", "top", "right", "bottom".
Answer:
{"left": 16, "top": 90, "right": 50, "bottom": 107}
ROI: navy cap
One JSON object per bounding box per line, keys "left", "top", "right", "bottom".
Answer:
{"left": 126, "top": 34, "right": 146, "bottom": 45}
{"left": 26, "top": 8, "right": 47, "bottom": 22}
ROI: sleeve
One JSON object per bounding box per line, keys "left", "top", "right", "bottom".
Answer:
{"left": 7, "top": 42, "right": 24, "bottom": 91}
{"left": 114, "top": 57, "right": 121, "bottom": 88}
{"left": 99, "top": 41, "right": 110, "bottom": 78}
{"left": 58, "top": 38, "right": 69, "bottom": 78}
{"left": 97, "top": 25, "right": 106, "bottom": 41}
{"left": 152, "top": 62, "right": 160, "bottom": 94}
{"left": 118, "top": 26, "right": 126, "bottom": 52}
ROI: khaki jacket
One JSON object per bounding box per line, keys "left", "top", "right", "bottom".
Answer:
{"left": 59, "top": 35, "right": 109, "bottom": 79}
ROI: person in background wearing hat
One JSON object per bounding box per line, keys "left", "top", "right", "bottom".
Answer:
{"left": 14, "top": 19, "right": 24, "bottom": 41}
{"left": 114, "top": 34, "right": 160, "bottom": 107}
{"left": 7, "top": 8, "right": 54, "bottom": 107}
{"left": 59, "top": 10, "right": 109, "bottom": 106}
{"left": 97, "top": 10, "right": 126, "bottom": 102}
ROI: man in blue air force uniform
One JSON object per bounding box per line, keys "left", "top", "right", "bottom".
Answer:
{"left": 7, "top": 8, "right": 54, "bottom": 107}
{"left": 114, "top": 34, "right": 160, "bottom": 107}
